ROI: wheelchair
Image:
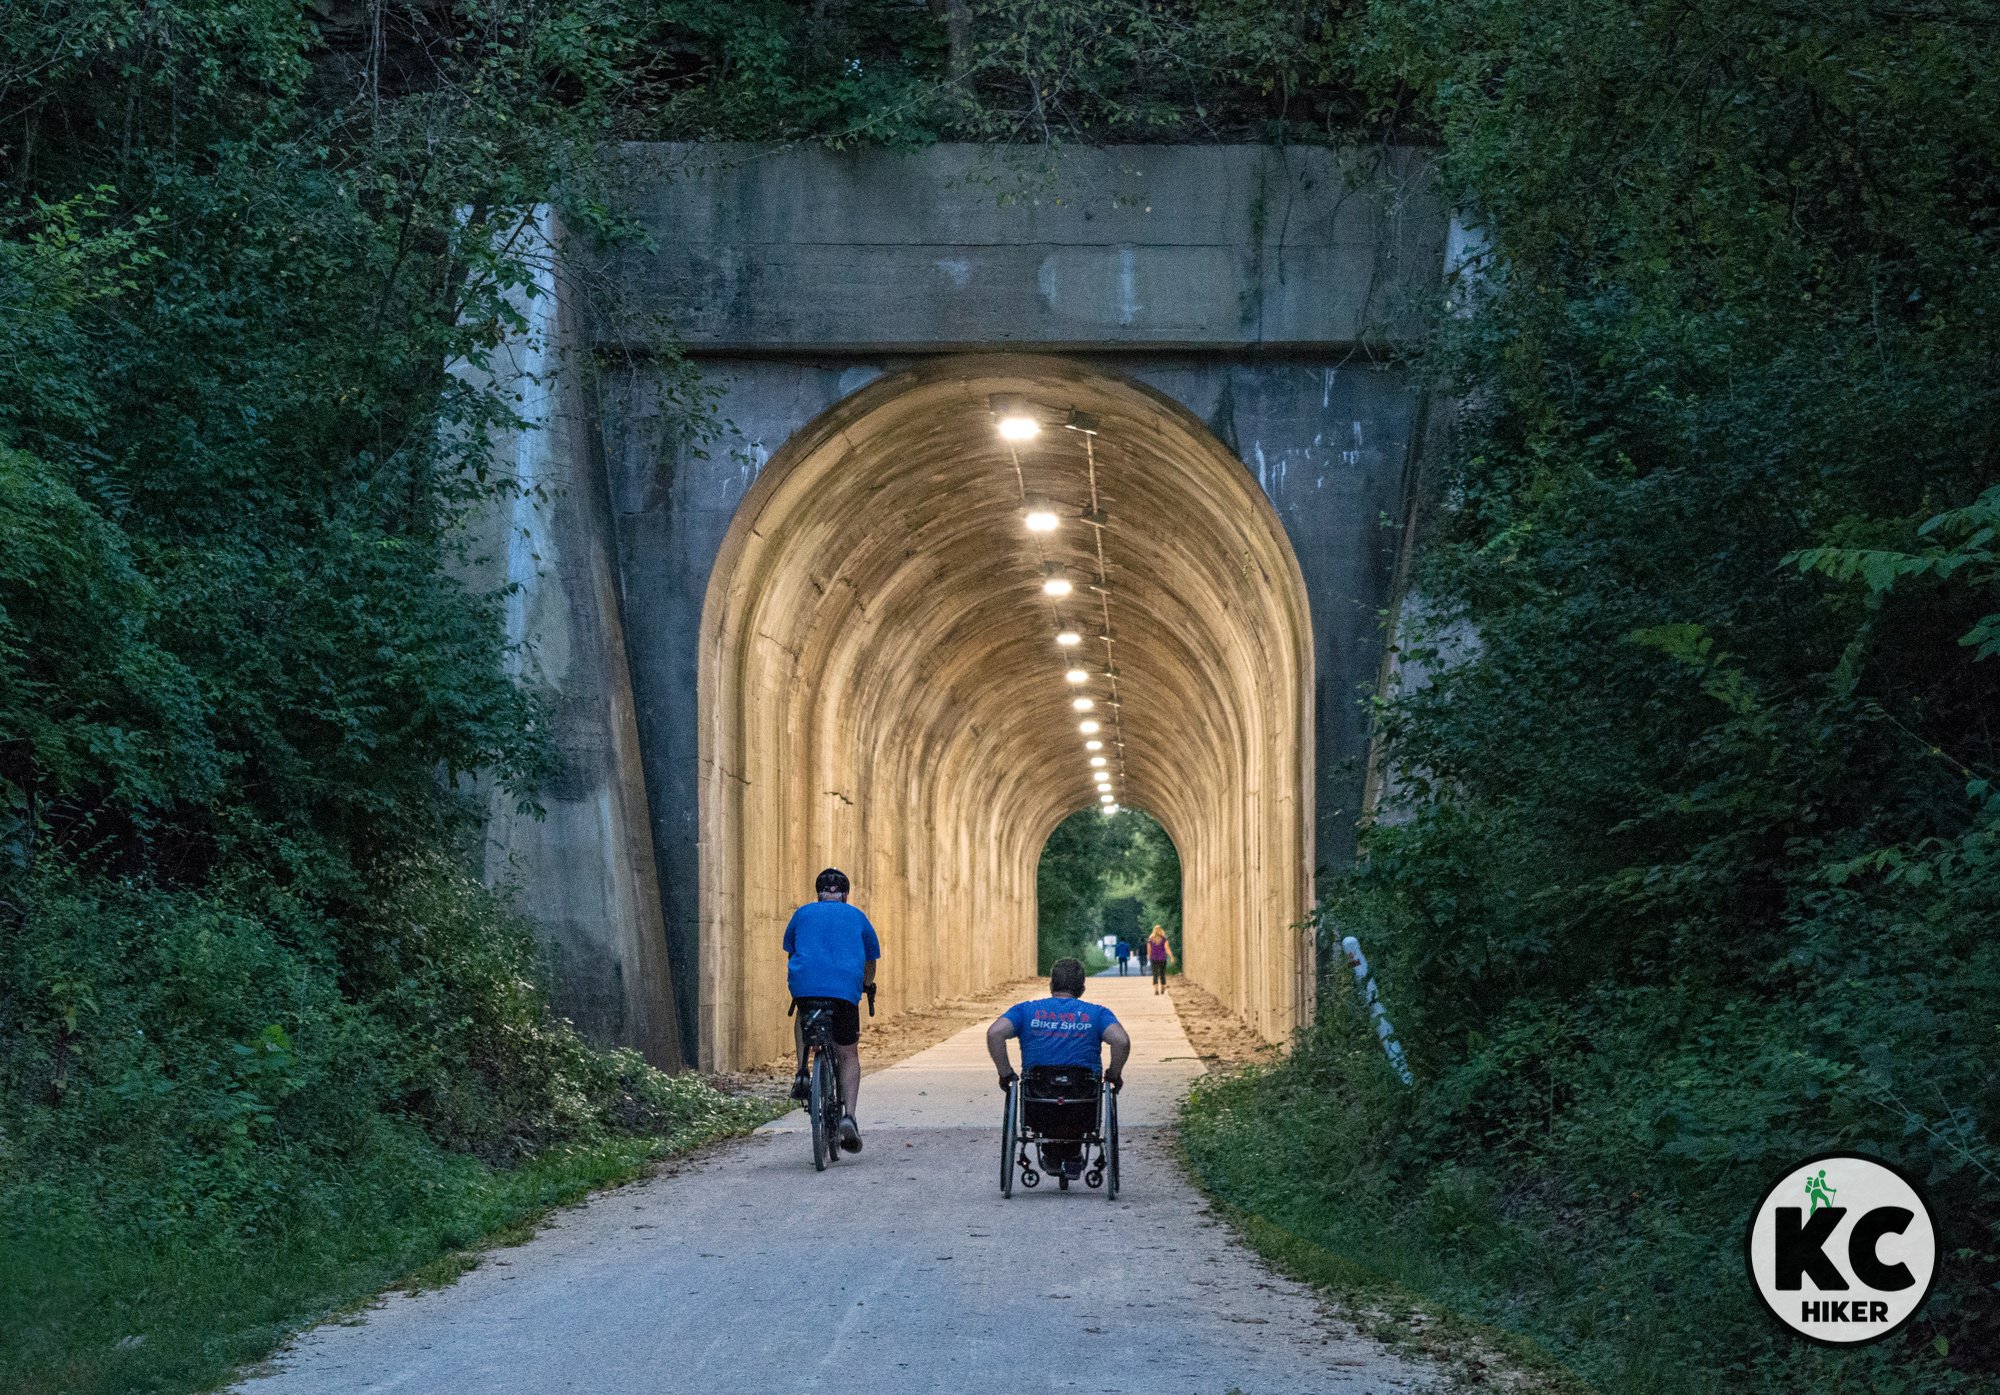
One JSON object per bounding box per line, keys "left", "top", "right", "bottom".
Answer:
{"left": 1000, "top": 1063, "right": 1119, "bottom": 1200}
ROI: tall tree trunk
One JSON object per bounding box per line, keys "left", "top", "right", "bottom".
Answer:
{"left": 930, "top": 0, "right": 971, "bottom": 83}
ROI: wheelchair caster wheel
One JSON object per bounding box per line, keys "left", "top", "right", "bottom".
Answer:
{"left": 1022, "top": 1169, "right": 1040, "bottom": 1188}
{"left": 1058, "top": 1173, "right": 1069, "bottom": 1191}
{"left": 1085, "top": 1169, "right": 1103, "bottom": 1189}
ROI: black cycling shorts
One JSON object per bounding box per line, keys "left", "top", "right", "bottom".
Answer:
{"left": 793, "top": 996, "right": 860, "bottom": 1047}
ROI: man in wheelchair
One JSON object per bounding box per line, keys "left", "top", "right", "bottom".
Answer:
{"left": 986, "top": 958, "right": 1131, "bottom": 1184}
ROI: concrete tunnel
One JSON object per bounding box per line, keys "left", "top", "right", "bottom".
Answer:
{"left": 698, "top": 355, "right": 1316, "bottom": 1070}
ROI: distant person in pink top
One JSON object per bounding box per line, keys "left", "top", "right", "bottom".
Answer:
{"left": 1145, "top": 925, "right": 1175, "bottom": 993}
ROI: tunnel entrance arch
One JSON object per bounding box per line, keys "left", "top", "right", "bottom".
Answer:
{"left": 698, "top": 355, "right": 1314, "bottom": 1070}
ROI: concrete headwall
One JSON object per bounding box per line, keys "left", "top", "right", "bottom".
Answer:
{"left": 460, "top": 214, "right": 682, "bottom": 1067}
{"left": 597, "top": 142, "right": 1440, "bottom": 352}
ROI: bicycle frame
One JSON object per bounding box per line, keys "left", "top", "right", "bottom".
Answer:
{"left": 797, "top": 989, "right": 871, "bottom": 1171}
{"left": 799, "top": 1008, "right": 843, "bottom": 1171}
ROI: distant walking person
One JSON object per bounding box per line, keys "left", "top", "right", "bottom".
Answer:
{"left": 1115, "top": 938, "right": 1132, "bottom": 975}
{"left": 1145, "top": 925, "right": 1175, "bottom": 993}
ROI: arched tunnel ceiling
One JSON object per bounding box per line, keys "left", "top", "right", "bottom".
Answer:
{"left": 699, "top": 355, "right": 1315, "bottom": 1069}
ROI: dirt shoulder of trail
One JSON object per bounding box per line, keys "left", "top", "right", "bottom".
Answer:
{"left": 1166, "top": 977, "right": 1283, "bottom": 1071}
{"left": 714, "top": 977, "right": 1046, "bottom": 1100}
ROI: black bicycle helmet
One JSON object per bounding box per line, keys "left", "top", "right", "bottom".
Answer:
{"left": 815, "top": 867, "right": 850, "bottom": 896}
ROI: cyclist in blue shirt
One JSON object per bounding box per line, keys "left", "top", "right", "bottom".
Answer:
{"left": 784, "top": 868, "right": 880, "bottom": 1153}
{"left": 986, "top": 958, "right": 1130, "bottom": 1176}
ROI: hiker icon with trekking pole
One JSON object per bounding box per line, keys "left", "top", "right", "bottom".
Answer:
{"left": 1804, "top": 1169, "right": 1837, "bottom": 1214}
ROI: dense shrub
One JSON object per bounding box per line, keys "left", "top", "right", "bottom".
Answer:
{"left": 1, "top": 862, "right": 748, "bottom": 1236}
{"left": 0, "top": 859, "right": 763, "bottom": 1394}
{"left": 0, "top": 5, "right": 756, "bottom": 1390}
{"left": 1191, "top": 0, "right": 2000, "bottom": 1390}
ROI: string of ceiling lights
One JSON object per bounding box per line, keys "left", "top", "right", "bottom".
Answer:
{"left": 991, "top": 393, "right": 1125, "bottom": 817}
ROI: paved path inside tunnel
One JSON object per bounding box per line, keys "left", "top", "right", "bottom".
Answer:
{"left": 234, "top": 978, "right": 1444, "bottom": 1395}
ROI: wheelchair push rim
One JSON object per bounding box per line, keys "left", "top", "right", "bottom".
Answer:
{"left": 1104, "top": 1088, "right": 1119, "bottom": 1201}
{"left": 1000, "top": 1081, "right": 1017, "bottom": 1197}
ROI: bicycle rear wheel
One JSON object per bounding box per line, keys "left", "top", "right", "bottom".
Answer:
{"left": 1104, "top": 1089, "right": 1120, "bottom": 1201}
{"left": 808, "top": 1050, "right": 833, "bottom": 1171}
{"left": 822, "top": 1049, "right": 847, "bottom": 1164}
{"left": 1000, "top": 1082, "right": 1017, "bottom": 1197}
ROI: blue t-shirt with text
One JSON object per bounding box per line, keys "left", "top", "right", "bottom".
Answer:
{"left": 783, "top": 901, "right": 881, "bottom": 1003}
{"left": 1003, "top": 996, "right": 1120, "bottom": 1070}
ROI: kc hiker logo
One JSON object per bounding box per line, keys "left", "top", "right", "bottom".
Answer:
{"left": 1745, "top": 1154, "right": 1939, "bottom": 1346}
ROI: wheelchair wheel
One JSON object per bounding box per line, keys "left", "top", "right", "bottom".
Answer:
{"left": 808, "top": 1050, "right": 834, "bottom": 1172}
{"left": 1104, "top": 1089, "right": 1120, "bottom": 1201}
{"left": 1000, "top": 1082, "right": 1017, "bottom": 1198}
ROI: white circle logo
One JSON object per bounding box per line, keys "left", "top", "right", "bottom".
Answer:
{"left": 1745, "top": 1153, "right": 1939, "bottom": 1346}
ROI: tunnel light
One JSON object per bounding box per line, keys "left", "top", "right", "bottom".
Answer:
{"left": 991, "top": 393, "right": 1042, "bottom": 441}
{"left": 1090, "top": 756, "right": 1107, "bottom": 768}
{"left": 1078, "top": 719, "right": 1099, "bottom": 734}
{"left": 1055, "top": 631, "right": 1081, "bottom": 647}
{"left": 1023, "top": 509, "right": 1060, "bottom": 533}
{"left": 1099, "top": 793, "right": 1116, "bottom": 804}
{"left": 1064, "top": 668, "right": 1089, "bottom": 684}
{"left": 1085, "top": 739, "right": 1102, "bottom": 751}
{"left": 1041, "top": 568, "right": 1073, "bottom": 598}
{"left": 1103, "top": 803, "right": 1121, "bottom": 815}
{"left": 1072, "top": 697, "right": 1095, "bottom": 712}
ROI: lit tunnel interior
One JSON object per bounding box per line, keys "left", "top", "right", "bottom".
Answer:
{"left": 698, "top": 355, "right": 1315, "bottom": 1069}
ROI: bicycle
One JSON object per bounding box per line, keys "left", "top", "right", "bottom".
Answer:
{"left": 800, "top": 986, "right": 874, "bottom": 1171}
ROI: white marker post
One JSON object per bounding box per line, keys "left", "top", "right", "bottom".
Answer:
{"left": 1340, "top": 935, "right": 1414, "bottom": 1086}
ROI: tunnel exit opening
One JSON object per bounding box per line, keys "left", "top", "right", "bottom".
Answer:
{"left": 1036, "top": 806, "right": 1180, "bottom": 977}
{"left": 697, "top": 355, "right": 1316, "bottom": 1070}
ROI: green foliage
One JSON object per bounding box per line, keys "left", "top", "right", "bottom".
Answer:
{"left": 1791, "top": 485, "right": 2000, "bottom": 666}
{"left": 1189, "top": 0, "right": 2000, "bottom": 1390}
{"left": 0, "top": 4, "right": 744, "bottom": 1390}
{"left": 622, "top": 0, "right": 1392, "bottom": 145}
{"left": 1123, "top": 811, "right": 1181, "bottom": 951}
{"left": 1035, "top": 807, "right": 1180, "bottom": 970}
{"left": 0, "top": 861, "right": 769, "bottom": 1395}
{"left": 1036, "top": 808, "right": 1116, "bottom": 969}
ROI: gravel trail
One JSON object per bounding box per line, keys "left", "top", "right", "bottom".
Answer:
{"left": 235, "top": 978, "right": 1443, "bottom": 1395}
